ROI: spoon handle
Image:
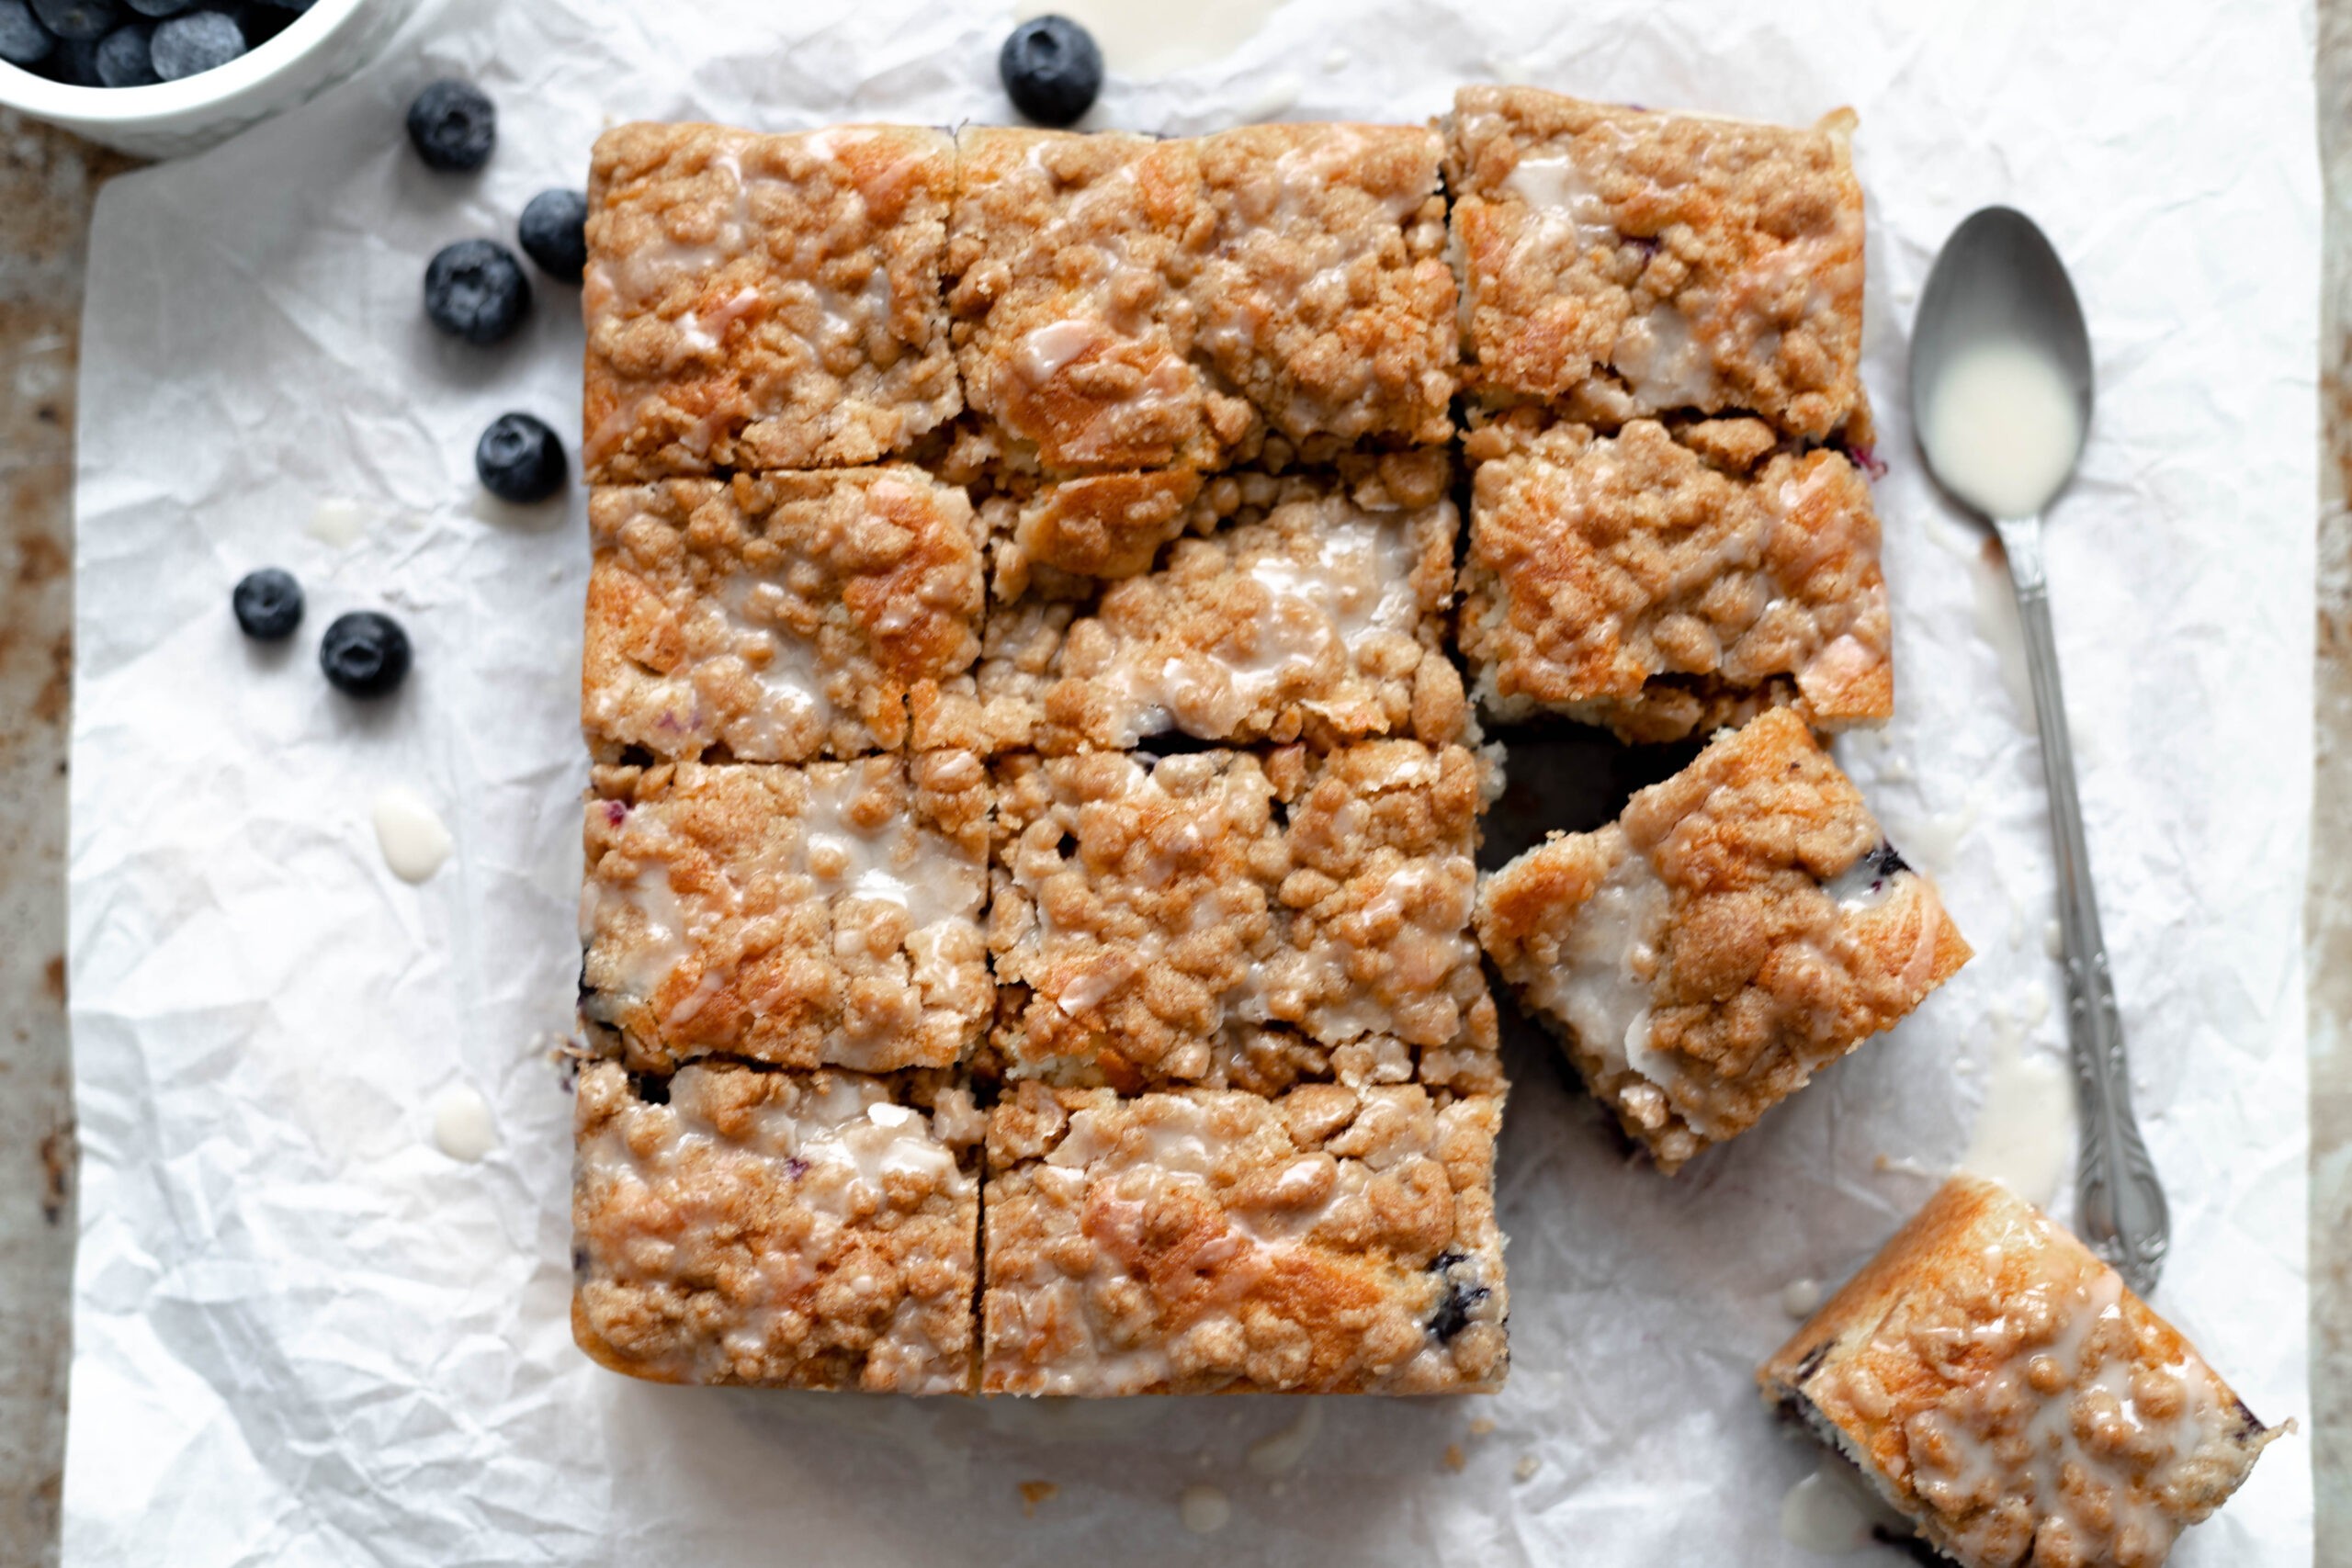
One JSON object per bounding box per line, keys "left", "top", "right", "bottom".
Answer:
{"left": 1995, "top": 515, "right": 2171, "bottom": 1296}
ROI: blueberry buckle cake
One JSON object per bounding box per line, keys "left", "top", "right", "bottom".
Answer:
{"left": 563, "top": 85, "right": 1940, "bottom": 1414}
{"left": 1476, "top": 708, "right": 1969, "bottom": 1171}
{"left": 1761, "top": 1176, "right": 2283, "bottom": 1568}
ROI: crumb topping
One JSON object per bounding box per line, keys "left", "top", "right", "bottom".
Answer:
{"left": 583, "top": 470, "right": 984, "bottom": 763}
{"left": 981, "top": 1081, "right": 1505, "bottom": 1394}
{"left": 1477, "top": 709, "right": 1967, "bottom": 1168}
{"left": 585, "top": 122, "right": 960, "bottom": 481}
{"left": 572, "top": 1059, "right": 978, "bottom": 1392}
{"left": 581, "top": 754, "right": 991, "bottom": 1073}
{"left": 1458, "top": 414, "right": 1891, "bottom": 741}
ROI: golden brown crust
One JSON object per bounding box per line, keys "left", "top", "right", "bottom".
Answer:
{"left": 572, "top": 1060, "right": 978, "bottom": 1393}
{"left": 980, "top": 1081, "right": 1505, "bottom": 1394}
{"left": 579, "top": 754, "right": 991, "bottom": 1073}
{"left": 1476, "top": 709, "right": 1968, "bottom": 1169}
{"left": 976, "top": 471, "right": 1465, "bottom": 754}
{"left": 584, "top": 123, "right": 960, "bottom": 482}
{"left": 1759, "top": 1177, "right": 2283, "bottom": 1568}
{"left": 1444, "top": 86, "right": 1871, "bottom": 444}
{"left": 947, "top": 124, "right": 1459, "bottom": 477}
{"left": 1457, "top": 412, "right": 1892, "bottom": 742}
{"left": 582, "top": 470, "right": 984, "bottom": 763}
{"left": 988, "top": 743, "right": 1499, "bottom": 1094}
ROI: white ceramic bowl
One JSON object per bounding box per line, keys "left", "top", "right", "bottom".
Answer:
{"left": 0, "top": 0, "right": 417, "bottom": 160}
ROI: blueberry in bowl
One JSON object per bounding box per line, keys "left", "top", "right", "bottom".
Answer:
{"left": 149, "top": 9, "right": 242, "bottom": 80}
{"left": 320, "top": 610, "right": 410, "bottom": 698}
{"left": 424, "top": 238, "right": 530, "bottom": 345}
{"left": 232, "top": 567, "right": 303, "bottom": 640}
{"left": 475, "top": 412, "right": 566, "bottom": 504}
{"left": 999, "top": 15, "right": 1102, "bottom": 129}
{"left": 405, "top": 76, "right": 493, "bottom": 171}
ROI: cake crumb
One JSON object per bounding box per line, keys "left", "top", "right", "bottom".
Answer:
{"left": 1018, "top": 1481, "right": 1058, "bottom": 1517}
{"left": 1514, "top": 1454, "right": 1541, "bottom": 1482}
{"left": 1467, "top": 1416, "right": 1497, "bottom": 1437}
{"left": 1442, "top": 1444, "right": 1467, "bottom": 1472}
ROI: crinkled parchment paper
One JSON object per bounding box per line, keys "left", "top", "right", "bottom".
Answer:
{"left": 62, "top": 0, "right": 2316, "bottom": 1561}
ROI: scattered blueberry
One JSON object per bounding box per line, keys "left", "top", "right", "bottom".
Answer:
{"left": 405, "top": 77, "right": 494, "bottom": 172}
{"left": 93, "top": 23, "right": 153, "bottom": 85}
{"left": 319, "top": 610, "right": 411, "bottom": 698}
{"left": 122, "top": 0, "right": 189, "bottom": 16}
{"left": 475, "top": 412, "right": 567, "bottom": 503}
{"left": 231, "top": 567, "right": 303, "bottom": 641}
{"left": 999, "top": 15, "right": 1102, "bottom": 128}
{"left": 423, "top": 238, "right": 530, "bottom": 345}
{"left": 0, "top": 0, "right": 53, "bottom": 65}
{"left": 517, "top": 187, "right": 587, "bottom": 285}
{"left": 31, "top": 0, "right": 119, "bottom": 40}
{"left": 150, "top": 9, "right": 241, "bottom": 79}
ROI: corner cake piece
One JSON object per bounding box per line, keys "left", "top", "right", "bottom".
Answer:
{"left": 1444, "top": 85, "right": 1871, "bottom": 445}
{"left": 987, "top": 741, "right": 1499, "bottom": 1096}
{"left": 977, "top": 467, "right": 1467, "bottom": 753}
{"left": 1476, "top": 708, "right": 1967, "bottom": 1171}
{"left": 1456, "top": 412, "right": 1891, "bottom": 742}
{"left": 582, "top": 468, "right": 983, "bottom": 764}
{"left": 573, "top": 1059, "right": 980, "bottom": 1393}
{"left": 579, "top": 752, "right": 990, "bottom": 1075}
{"left": 583, "top": 122, "right": 959, "bottom": 483}
{"left": 945, "top": 123, "right": 1456, "bottom": 476}
{"left": 1760, "top": 1175, "right": 2285, "bottom": 1568}
{"left": 981, "top": 1080, "right": 1506, "bottom": 1395}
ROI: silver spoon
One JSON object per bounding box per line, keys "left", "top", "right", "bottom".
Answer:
{"left": 1909, "top": 206, "right": 2169, "bottom": 1294}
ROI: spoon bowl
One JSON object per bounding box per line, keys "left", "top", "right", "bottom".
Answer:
{"left": 1911, "top": 208, "right": 2096, "bottom": 521}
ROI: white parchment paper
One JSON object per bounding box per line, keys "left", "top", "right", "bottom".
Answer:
{"left": 63, "top": 1, "right": 2317, "bottom": 1562}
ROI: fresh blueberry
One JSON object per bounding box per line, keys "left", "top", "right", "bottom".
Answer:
{"left": 517, "top": 187, "right": 587, "bottom": 285}
{"left": 998, "top": 15, "right": 1102, "bottom": 128}
{"left": 405, "top": 77, "right": 494, "bottom": 172}
{"left": 319, "top": 610, "right": 411, "bottom": 698}
{"left": 231, "top": 567, "right": 303, "bottom": 641}
{"left": 36, "top": 34, "right": 100, "bottom": 83}
{"left": 94, "top": 23, "right": 153, "bottom": 84}
{"left": 31, "top": 0, "right": 119, "bottom": 40}
{"left": 149, "top": 10, "right": 242, "bottom": 78}
{"left": 475, "top": 412, "right": 567, "bottom": 503}
{"left": 0, "top": 0, "right": 53, "bottom": 66}
{"left": 423, "top": 238, "right": 530, "bottom": 345}
{"left": 1425, "top": 1250, "right": 1489, "bottom": 1343}
{"left": 122, "top": 0, "right": 189, "bottom": 15}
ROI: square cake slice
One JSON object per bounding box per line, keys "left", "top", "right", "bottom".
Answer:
{"left": 1476, "top": 708, "right": 1967, "bottom": 1171}
{"left": 948, "top": 127, "right": 1241, "bottom": 475}
{"left": 946, "top": 124, "right": 1458, "bottom": 476}
{"left": 1457, "top": 412, "right": 1891, "bottom": 742}
{"left": 1185, "top": 122, "right": 1458, "bottom": 452}
{"left": 981, "top": 1081, "right": 1506, "bottom": 1395}
{"left": 1760, "top": 1175, "right": 2284, "bottom": 1568}
{"left": 583, "top": 122, "right": 959, "bottom": 482}
{"left": 1445, "top": 86, "right": 1871, "bottom": 445}
{"left": 582, "top": 468, "right": 982, "bottom": 764}
{"left": 978, "top": 466, "right": 1466, "bottom": 753}
{"left": 987, "top": 742, "right": 1498, "bottom": 1095}
{"left": 580, "top": 752, "right": 990, "bottom": 1074}
{"left": 572, "top": 1059, "right": 980, "bottom": 1393}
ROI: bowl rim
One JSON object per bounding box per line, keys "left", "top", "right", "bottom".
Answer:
{"left": 0, "top": 0, "right": 373, "bottom": 123}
